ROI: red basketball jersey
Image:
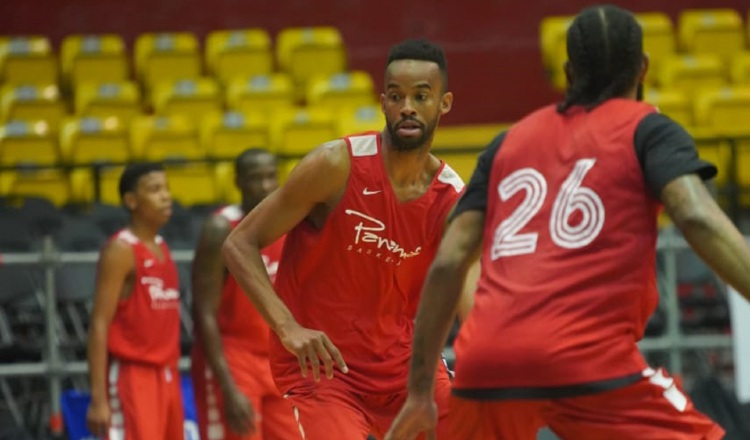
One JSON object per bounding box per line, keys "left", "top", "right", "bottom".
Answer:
{"left": 272, "top": 133, "right": 465, "bottom": 394}
{"left": 213, "top": 205, "right": 285, "bottom": 355}
{"left": 454, "top": 100, "right": 661, "bottom": 390}
{"left": 107, "top": 229, "right": 181, "bottom": 366}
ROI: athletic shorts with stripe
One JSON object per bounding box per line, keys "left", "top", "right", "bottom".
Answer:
{"left": 105, "top": 359, "right": 184, "bottom": 440}
{"left": 450, "top": 368, "right": 725, "bottom": 440}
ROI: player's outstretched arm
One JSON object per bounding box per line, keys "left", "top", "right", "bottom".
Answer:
{"left": 192, "top": 214, "right": 256, "bottom": 435}
{"left": 386, "top": 210, "right": 484, "bottom": 440}
{"left": 662, "top": 174, "right": 750, "bottom": 301}
{"left": 86, "top": 239, "right": 134, "bottom": 438}
{"left": 222, "top": 140, "right": 351, "bottom": 380}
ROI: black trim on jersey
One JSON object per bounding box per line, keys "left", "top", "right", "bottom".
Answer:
{"left": 450, "top": 131, "right": 507, "bottom": 221}
{"left": 634, "top": 113, "right": 717, "bottom": 198}
{"left": 450, "top": 113, "right": 717, "bottom": 219}
{"left": 452, "top": 372, "right": 643, "bottom": 401}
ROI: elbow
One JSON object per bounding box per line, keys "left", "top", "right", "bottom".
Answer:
{"left": 671, "top": 206, "right": 714, "bottom": 236}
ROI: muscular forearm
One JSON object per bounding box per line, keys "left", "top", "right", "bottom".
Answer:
{"left": 87, "top": 322, "right": 109, "bottom": 404}
{"left": 408, "top": 262, "right": 466, "bottom": 395}
{"left": 678, "top": 211, "right": 750, "bottom": 301}
{"left": 222, "top": 238, "right": 297, "bottom": 335}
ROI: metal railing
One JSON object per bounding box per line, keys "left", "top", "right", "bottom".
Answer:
{"left": 0, "top": 229, "right": 740, "bottom": 434}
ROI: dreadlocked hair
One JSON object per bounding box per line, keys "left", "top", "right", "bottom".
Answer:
{"left": 557, "top": 4, "right": 644, "bottom": 113}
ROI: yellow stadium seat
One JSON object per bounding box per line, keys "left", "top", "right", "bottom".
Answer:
{"left": 74, "top": 81, "right": 141, "bottom": 123}
{"left": 0, "top": 36, "right": 58, "bottom": 86}
{"left": 60, "top": 116, "right": 129, "bottom": 165}
{"left": 61, "top": 34, "right": 128, "bottom": 89}
{"left": 635, "top": 13, "right": 676, "bottom": 83}
{"left": 134, "top": 32, "right": 202, "bottom": 91}
{"left": 96, "top": 165, "right": 125, "bottom": 205}
{"left": 270, "top": 106, "right": 337, "bottom": 155}
{"left": 694, "top": 86, "right": 750, "bottom": 130}
{"left": 307, "top": 71, "right": 376, "bottom": 109}
{"left": 164, "top": 163, "right": 220, "bottom": 206}
{"left": 0, "top": 84, "right": 65, "bottom": 130}
{"left": 130, "top": 115, "right": 202, "bottom": 161}
{"left": 4, "top": 169, "right": 71, "bottom": 206}
{"left": 539, "top": 15, "right": 574, "bottom": 90}
{"left": 657, "top": 54, "right": 727, "bottom": 95}
{"left": 206, "top": 29, "right": 273, "bottom": 84}
{"left": 70, "top": 165, "right": 126, "bottom": 205}
{"left": 152, "top": 77, "right": 222, "bottom": 123}
{"left": 730, "top": 52, "right": 750, "bottom": 84}
{"left": 201, "top": 110, "right": 270, "bottom": 159}
{"left": 678, "top": 9, "right": 745, "bottom": 60}
{"left": 214, "top": 161, "right": 240, "bottom": 203}
{"left": 644, "top": 88, "right": 693, "bottom": 128}
{"left": 0, "top": 120, "right": 58, "bottom": 167}
{"left": 335, "top": 105, "right": 385, "bottom": 138}
{"left": 276, "top": 27, "right": 347, "bottom": 98}
{"left": 226, "top": 73, "right": 295, "bottom": 115}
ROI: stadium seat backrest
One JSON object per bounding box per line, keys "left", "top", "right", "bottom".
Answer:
{"left": 201, "top": 110, "right": 270, "bottom": 159}
{"left": 130, "top": 114, "right": 202, "bottom": 161}
{"left": 0, "top": 119, "right": 58, "bottom": 167}
{"left": 635, "top": 12, "right": 676, "bottom": 82}
{"left": 730, "top": 52, "right": 750, "bottom": 84}
{"left": 678, "top": 9, "right": 745, "bottom": 59}
{"left": 61, "top": 34, "right": 128, "bottom": 89}
{"left": 60, "top": 116, "right": 129, "bottom": 165}
{"left": 74, "top": 81, "right": 141, "bottom": 123}
{"left": 539, "top": 16, "right": 574, "bottom": 91}
{"left": 226, "top": 73, "right": 295, "bottom": 115}
{"left": 206, "top": 29, "right": 273, "bottom": 83}
{"left": 270, "top": 106, "right": 337, "bottom": 156}
{"left": 306, "top": 71, "right": 376, "bottom": 109}
{"left": 276, "top": 27, "right": 347, "bottom": 96}
{"left": 165, "top": 163, "right": 220, "bottom": 206}
{"left": 335, "top": 104, "right": 385, "bottom": 138}
{"left": 0, "top": 84, "right": 65, "bottom": 130}
{"left": 5, "top": 169, "right": 71, "bottom": 206}
{"left": 134, "top": 32, "right": 202, "bottom": 90}
{"left": 694, "top": 86, "right": 750, "bottom": 131}
{"left": 644, "top": 88, "right": 694, "bottom": 128}
{"left": 152, "top": 77, "right": 222, "bottom": 123}
{"left": 657, "top": 54, "right": 727, "bottom": 96}
{"left": 0, "top": 35, "right": 58, "bottom": 86}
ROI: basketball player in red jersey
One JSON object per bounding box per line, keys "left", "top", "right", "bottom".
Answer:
{"left": 191, "top": 148, "right": 298, "bottom": 440}
{"left": 222, "top": 39, "right": 467, "bottom": 439}
{"left": 387, "top": 5, "right": 750, "bottom": 440}
{"left": 86, "top": 163, "right": 183, "bottom": 439}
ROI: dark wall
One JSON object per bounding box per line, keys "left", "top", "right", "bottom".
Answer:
{"left": 1, "top": 0, "right": 747, "bottom": 124}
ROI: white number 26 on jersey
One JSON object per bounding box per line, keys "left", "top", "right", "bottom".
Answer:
{"left": 491, "top": 159, "right": 605, "bottom": 260}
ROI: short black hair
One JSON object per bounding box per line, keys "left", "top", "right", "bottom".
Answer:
{"left": 118, "top": 162, "right": 165, "bottom": 199}
{"left": 234, "top": 148, "right": 276, "bottom": 175}
{"left": 386, "top": 39, "right": 448, "bottom": 90}
{"left": 557, "top": 4, "right": 643, "bottom": 113}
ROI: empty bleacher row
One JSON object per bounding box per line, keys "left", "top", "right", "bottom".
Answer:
{"left": 542, "top": 8, "right": 750, "bottom": 204}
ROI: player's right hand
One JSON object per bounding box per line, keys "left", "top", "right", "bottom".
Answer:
{"left": 279, "top": 323, "right": 348, "bottom": 381}
{"left": 86, "top": 399, "right": 110, "bottom": 438}
{"left": 224, "top": 388, "right": 257, "bottom": 435}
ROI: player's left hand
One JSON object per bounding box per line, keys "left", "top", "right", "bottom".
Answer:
{"left": 384, "top": 394, "right": 438, "bottom": 440}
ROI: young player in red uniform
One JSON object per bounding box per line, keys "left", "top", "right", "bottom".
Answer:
{"left": 222, "top": 39, "right": 466, "bottom": 439}
{"left": 388, "top": 5, "right": 750, "bottom": 440}
{"left": 191, "top": 148, "right": 298, "bottom": 440}
{"left": 87, "top": 163, "right": 183, "bottom": 439}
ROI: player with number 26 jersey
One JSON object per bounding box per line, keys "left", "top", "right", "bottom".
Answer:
{"left": 453, "top": 98, "right": 715, "bottom": 393}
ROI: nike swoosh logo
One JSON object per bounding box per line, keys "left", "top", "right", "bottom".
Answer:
{"left": 363, "top": 188, "right": 382, "bottom": 195}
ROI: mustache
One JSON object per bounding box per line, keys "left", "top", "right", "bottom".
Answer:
{"left": 394, "top": 117, "right": 424, "bottom": 129}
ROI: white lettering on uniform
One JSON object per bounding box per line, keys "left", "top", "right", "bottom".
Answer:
{"left": 345, "top": 209, "right": 422, "bottom": 260}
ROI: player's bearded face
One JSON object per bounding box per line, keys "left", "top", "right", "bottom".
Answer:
{"left": 386, "top": 114, "right": 438, "bottom": 151}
